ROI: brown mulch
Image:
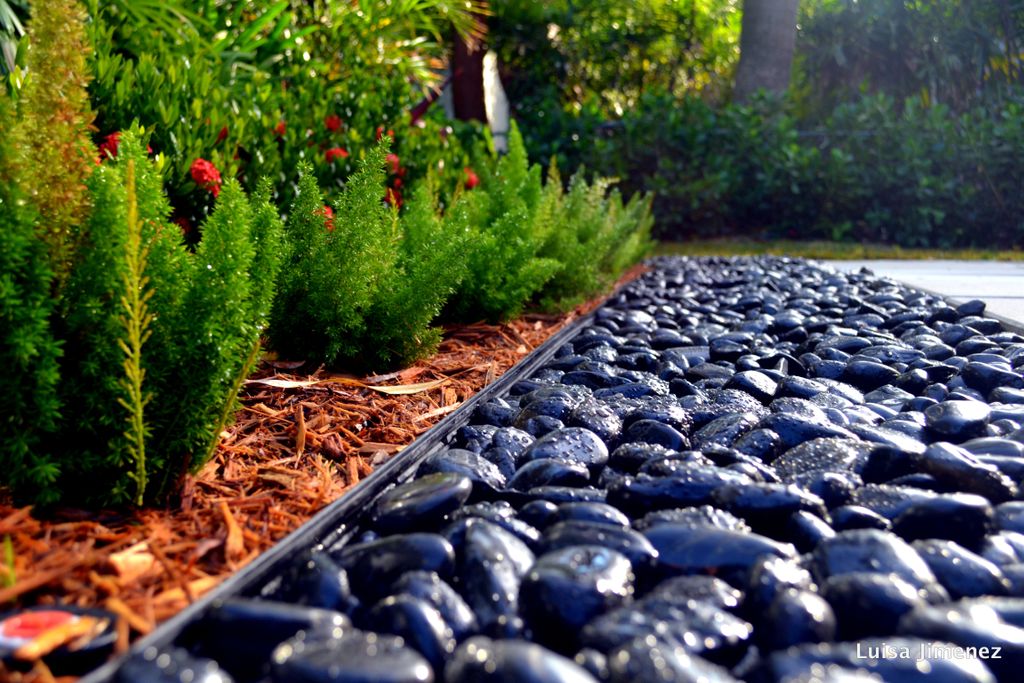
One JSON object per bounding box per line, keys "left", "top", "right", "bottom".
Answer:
{"left": 0, "top": 269, "right": 643, "bottom": 682}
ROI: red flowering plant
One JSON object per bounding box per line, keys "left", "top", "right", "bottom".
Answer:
{"left": 320, "top": 204, "right": 335, "bottom": 231}
{"left": 325, "top": 147, "right": 349, "bottom": 164}
{"left": 98, "top": 132, "right": 120, "bottom": 159}
{"left": 190, "top": 158, "right": 222, "bottom": 198}
{"left": 382, "top": 151, "right": 406, "bottom": 209}
{"left": 324, "top": 114, "right": 342, "bottom": 132}
{"left": 385, "top": 152, "right": 401, "bottom": 175}
{"left": 464, "top": 167, "right": 480, "bottom": 189}
{"left": 98, "top": 131, "right": 152, "bottom": 161}
{"left": 384, "top": 186, "right": 403, "bottom": 209}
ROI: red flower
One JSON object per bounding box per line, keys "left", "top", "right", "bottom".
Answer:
{"left": 190, "top": 158, "right": 222, "bottom": 197}
{"left": 173, "top": 216, "right": 193, "bottom": 235}
{"left": 274, "top": 120, "right": 286, "bottom": 137}
{"left": 385, "top": 153, "right": 401, "bottom": 175}
{"left": 376, "top": 126, "right": 395, "bottom": 142}
{"left": 320, "top": 205, "right": 335, "bottom": 232}
{"left": 384, "top": 187, "right": 403, "bottom": 209}
{"left": 217, "top": 126, "right": 229, "bottom": 143}
{"left": 464, "top": 167, "right": 480, "bottom": 189}
{"left": 325, "top": 147, "right": 349, "bottom": 164}
{"left": 98, "top": 132, "right": 121, "bottom": 159}
{"left": 98, "top": 132, "right": 153, "bottom": 160}
{"left": 324, "top": 114, "right": 342, "bottom": 132}
{"left": 392, "top": 177, "right": 403, "bottom": 189}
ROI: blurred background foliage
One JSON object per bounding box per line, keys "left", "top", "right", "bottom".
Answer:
{"left": 485, "top": 0, "right": 1024, "bottom": 249}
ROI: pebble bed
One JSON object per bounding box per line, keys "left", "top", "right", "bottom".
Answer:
{"left": 116, "top": 256, "right": 1024, "bottom": 683}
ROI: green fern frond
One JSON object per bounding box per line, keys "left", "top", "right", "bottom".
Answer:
{"left": 116, "top": 159, "right": 153, "bottom": 505}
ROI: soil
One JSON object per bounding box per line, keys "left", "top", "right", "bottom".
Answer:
{"left": 0, "top": 270, "right": 640, "bottom": 682}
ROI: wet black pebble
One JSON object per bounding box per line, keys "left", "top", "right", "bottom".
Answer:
{"left": 196, "top": 599, "right": 349, "bottom": 679}
{"left": 809, "top": 529, "right": 946, "bottom": 602}
{"left": 911, "top": 442, "right": 1018, "bottom": 502}
{"left": 710, "top": 483, "right": 827, "bottom": 536}
{"left": 606, "top": 469, "right": 752, "bottom": 514}
{"left": 455, "top": 519, "right": 535, "bottom": 637}
{"left": 925, "top": 400, "right": 992, "bottom": 442}
{"left": 785, "top": 510, "right": 837, "bottom": 552}
{"left": 508, "top": 458, "right": 591, "bottom": 491}
{"left": 822, "top": 572, "right": 926, "bottom": 639}
{"left": 540, "top": 521, "right": 658, "bottom": 573}
{"left": 117, "top": 646, "right": 234, "bottom": 683}
{"left": 724, "top": 370, "right": 778, "bottom": 403}
{"left": 392, "top": 572, "right": 478, "bottom": 642}
{"left": 519, "top": 428, "right": 610, "bottom": 475}
{"left": 606, "top": 635, "right": 738, "bottom": 683}
{"left": 645, "top": 575, "right": 743, "bottom": 611}
{"left": 644, "top": 523, "right": 795, "bottom": 585}
{"left": 373, "top": 474, "right": 473, "bottom": 534}
{"left": 334, "top": 534, "right": 455, "bottom": 598}
{"left": 444, "top": 637, "right": 599, "bottom": 683}
{"left": 997, "top": 502, "right": 1024, "bottom": 534}
{"left": 759, "top": 588, "right": 837, "bottom": 651}
{"left": 270, "top": 552, "right": 358, "bottom": 614}
{"left": 519, "top": 546, "right": 634, "bottom": 651}
{"left": 555, "top": 502, "right": 630, "bottom": 528}
{"left": 271, "top": 629, "right": 434, "bottom": 683}
{"left": 419, "top": 451, "right": 506, "bottom": 492}
{"left": 365, "top": 595, "right": 456, "bottom": 672}
{"left": 891, "top": 493, "right": 994, "bottom": 548}
{"left": 622, "top": 419, "right": 689, "bottom": 450}
{"left": 579, "top": 596, "right": 752, "bottom": 664}
{"left": 830, "top": 505, "right": 891, "bottom": 532}
{"left": 911, "top": 540, "right": 1010, "bottom": 599}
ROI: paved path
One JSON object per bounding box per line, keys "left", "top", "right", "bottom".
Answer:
{"left": 825, "top": 260, "right": 1024, "bottom": 325}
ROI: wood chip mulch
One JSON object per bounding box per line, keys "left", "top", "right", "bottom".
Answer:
{"left": 0, "top": 269, "right": 641, "bottom": 682}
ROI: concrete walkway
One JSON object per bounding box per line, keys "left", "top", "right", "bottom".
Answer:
{"left": 825, "top": 260, "right": 1024, "bottom": 325}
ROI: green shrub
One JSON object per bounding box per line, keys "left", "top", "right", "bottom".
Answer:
{"left": 51, "top": 132, "right": 283, "bottom": 506}
{"left": 361, "top": 174, "right": 470, "bottom": 366}
{"left": 270, "top": 144, "right": 469, "bottom": 369}
{"left": 445, "top": 122, "right": 654, "bottom": 321}
{"left": 537, "top": 165, "right": 654, "bottom": 310}
{"left": 581, "top": 88, "right": 1024, "bottom": 249}
{"left": 270, "top": 149, "right": 398, "bottom": 367}
{"left": 0, "top": 96, "right": 63, "bottom": 503}
{"left": 449, "top": 123, "right": 561, "bottom": 322}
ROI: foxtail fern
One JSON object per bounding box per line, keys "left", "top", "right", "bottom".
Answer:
{"left": 115, "top": 160, "right": 153, "bottom": 505}
{"left": 12, "top": 0, "right": 95, "bottom": 287}
{"left": 0, "top": 95, "right": 63, "bottom": 505}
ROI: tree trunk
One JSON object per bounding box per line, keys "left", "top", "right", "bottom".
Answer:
{"left": 733, "top": 0, "right": 800, "bottom": 102}
{"left": 452, "top": 31, "right": 487, "bottom": 122}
